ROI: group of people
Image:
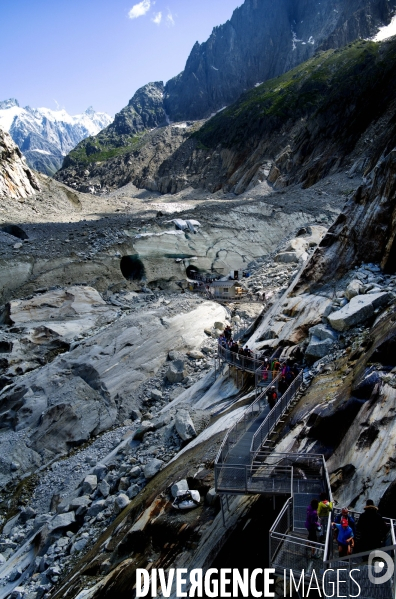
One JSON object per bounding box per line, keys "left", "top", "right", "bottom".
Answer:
{"left": 218, "top": 328, "right": 300, "bottom": 410}
{"left": 306, "top": 494, "right": 389, "bottom": 558}
{"left": 218, "top": 326, "right": 255, "bottom": 358}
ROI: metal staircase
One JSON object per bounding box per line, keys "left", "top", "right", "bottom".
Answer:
{"left": 214, "top": 336, "right": 396, "bottom": 598}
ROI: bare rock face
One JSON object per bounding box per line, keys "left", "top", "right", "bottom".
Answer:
{"left": 8, "top": 286, "right": 118, "bottom": 341}
{"left": 0, "top": 291, "right": 226, "bottom": 486}
{"left": 296, "top": 148, "right": 396, "bottom": 292}
{"left": 0, "top": 128, "right": 40, "bottom": 199}
{"left": 164, "top": 0, "right": 396, "bottom": 121}
{"left": 345, "top": 279, "right": 363, "bottom": 300}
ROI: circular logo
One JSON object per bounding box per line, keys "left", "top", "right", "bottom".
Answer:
{"left": 368, "top": 550, "right": 394, "bottom": 585}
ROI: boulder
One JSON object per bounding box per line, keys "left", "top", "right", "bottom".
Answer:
{"left": 127, "top": 484, "right": 140, "bottom": 499}
{"left": 93, "top": 464, "right": 108, "bottom": 482}
{"left": 8, "top": 568, "right": 22, "bottom": 582}
{"left": 86, "top": 499, "right": 106, "bottom": 517}
{"left": 82, "top": 474, "right": 97, "bottom": 494}
{"left": 69, "top": 496, "right": 92, "bottom": 511}
{"left": 151, "top": 389, "right": 163, "bottom": 401}
{"left": 305, "top": 338, "right": 334, "bottom": 360}
{"left": 328, "top": 292, "right": 392, "bottom": 331}
{"left": 308, "top": 324, "right": 338, "bottom": 342}
{"left": 133, "top": 421, "right": 155, "bottom": 441}
{"left": 274, "top": 251, "right": 299, "bottom": 263}
{"left": 171, "top": 479, "right": 189, "bottom": 498}
{"left": 48, "top": 511, "right": 76, "bottom": 531}
{"left": 144, "top": 458, "right": 164, "bottom": 479}
{"left": 98, "top": 479, "right": 110, "bottom": 498}
{"left": 214, "top": 322, "right": 224, "bottom": 330}
{"left": 118, "top": 477, "right": 130, "bottom": 491}
{"left": 114, "top": 494, "right": 130, "bottom": 514}
{"left": 129, "top": 466, "right": 141, "bottom": 478}
{"left": 345, "top": 279, "right": 363, "bottom": 300}
{"left": 175, "top": 410, "right": 197, "bottom": 441}
{"left": 33, "top": 514, "right": 52, "bottom": 530}
{"left": 71, "top": 538, "right": 88, "bottom": 554}
{"left": 187, "top": 350, "right": 205, "bottom": 359}
{"left": 152, "top": 413, "right": 171, "bottom": 430}
{"left": 19, "top": 506, "right": 36, "bottom": 524}
{"left": 166, "top": 360, "right": 186, "bottom": 383}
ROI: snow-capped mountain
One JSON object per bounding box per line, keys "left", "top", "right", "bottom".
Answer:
{"left": 0, "top": 99, "right": 113, "bottom": 175}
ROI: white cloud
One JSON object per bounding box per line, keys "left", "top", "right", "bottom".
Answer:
{"left": 128, "top": 0, "right": 151, "bottom": 19}
{"left": 152, "top": 11, "right": 162, "bottom": 24}
{"left": 166, "top": 10, "right": 175, "bottom": 26}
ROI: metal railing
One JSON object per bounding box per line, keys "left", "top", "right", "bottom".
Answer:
{"left": 214, "top": 462, "right": 294, "bottom": 495}
{"left": 255, "top": 365, "right": 281, "bottom": 389}
{"left": 215, "top": 314, "right": 396, "bottom": 597}
{"left": 250, "top": 371, "right": 303, "bottom": 458}
{"left": 217, "top": 343, "right": 263, "bottom": 373}
{"left": 215, "top": 391, "right": 268, "bottom": 466}
{"left": 323, "top": 545, "right": 396, "bottom": 599}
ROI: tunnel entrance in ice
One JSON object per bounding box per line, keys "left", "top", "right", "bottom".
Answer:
{"left": 186, "top": 265, "right": 201, "bottom": 279}
{"left": 120, "top": 255, "right": 146, "bottom": 281}
{"left": 1, "top": 225, "right": 28, "bottom": 240}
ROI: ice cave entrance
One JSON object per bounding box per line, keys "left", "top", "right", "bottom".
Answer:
{"left": 120, "top": 255, "right": 146, "bottom": 281}
{"left": 186, "top": 265, "right": 201, "bottom": 279}
{"left": 1, "top": 225, "right": 28, "bottom": 240}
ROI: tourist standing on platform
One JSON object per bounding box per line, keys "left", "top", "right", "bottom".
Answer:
{"left": 356, "top": 499, "right": 388, "bottom": 552}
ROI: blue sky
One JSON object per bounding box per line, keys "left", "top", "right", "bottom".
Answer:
{"left": 0, "top": 0, "right": 243, "bottom": 117}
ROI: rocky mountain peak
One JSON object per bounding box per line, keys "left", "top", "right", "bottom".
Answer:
{"left": 0, "top": 98, "right": 19, "bottom": 110}
{"left": 163, "top": 0, "right": 396, "bottom": 121}
{"left": 60, "top": 81, "right": 168, "bottom": 171}
{"left": 114, "top": 80, "right": 166, "bottom": 135}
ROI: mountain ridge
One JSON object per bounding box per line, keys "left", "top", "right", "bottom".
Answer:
{"left": 0, "top": 100, "right": 113, "bottom": 176}
{"left": 55, "top": 37, "right": 396, "bottom": 197}
{"left": 57, "top": 0, "right": 396, "bottom": 188}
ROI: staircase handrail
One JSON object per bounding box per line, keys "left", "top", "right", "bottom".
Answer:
{"left": 250, "top": 371, "right": 303, "bottom": 459}
{"left": 214, "top": 368, "right": 285, "bottom": 465}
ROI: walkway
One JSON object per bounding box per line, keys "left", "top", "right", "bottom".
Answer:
{"left": 214, "top": 328, "right": 396, "bottom": 598}
{"left": 217, "top": 343, "right": 264, "bottom": 374}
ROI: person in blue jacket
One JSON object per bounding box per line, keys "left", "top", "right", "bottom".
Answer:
{"left": 332, "top": 518, "right": 354, "bottom": 557}
{"left": 334, "top": 507, "right": 356, "bottom": 534}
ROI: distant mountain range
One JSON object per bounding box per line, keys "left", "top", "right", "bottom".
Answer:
{"left": 0, "top": 99, "right": 113, "bottom": 175}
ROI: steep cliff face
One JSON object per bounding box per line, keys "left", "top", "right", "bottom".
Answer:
{"left": 163, "top": 0, "right": 396, "bottom": 121}
{"left": 295, "top": 146, "right": 396, "bottom": 293}
{"left": 0, "top": 128, "right": 40, "bottom": 199}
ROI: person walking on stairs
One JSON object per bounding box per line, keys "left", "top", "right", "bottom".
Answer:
{"left": 332, "top": 518, "right": 354, "bottom": 557}
{"left": 266, "top": 386, "right": 278, "bottom": 410}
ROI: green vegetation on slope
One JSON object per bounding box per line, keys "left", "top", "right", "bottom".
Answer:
{"left": 63, "top": 132, "right": 147, "bottom": 167}
{"left": 193, "top": 38, "right": 396, "bottom": 150}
